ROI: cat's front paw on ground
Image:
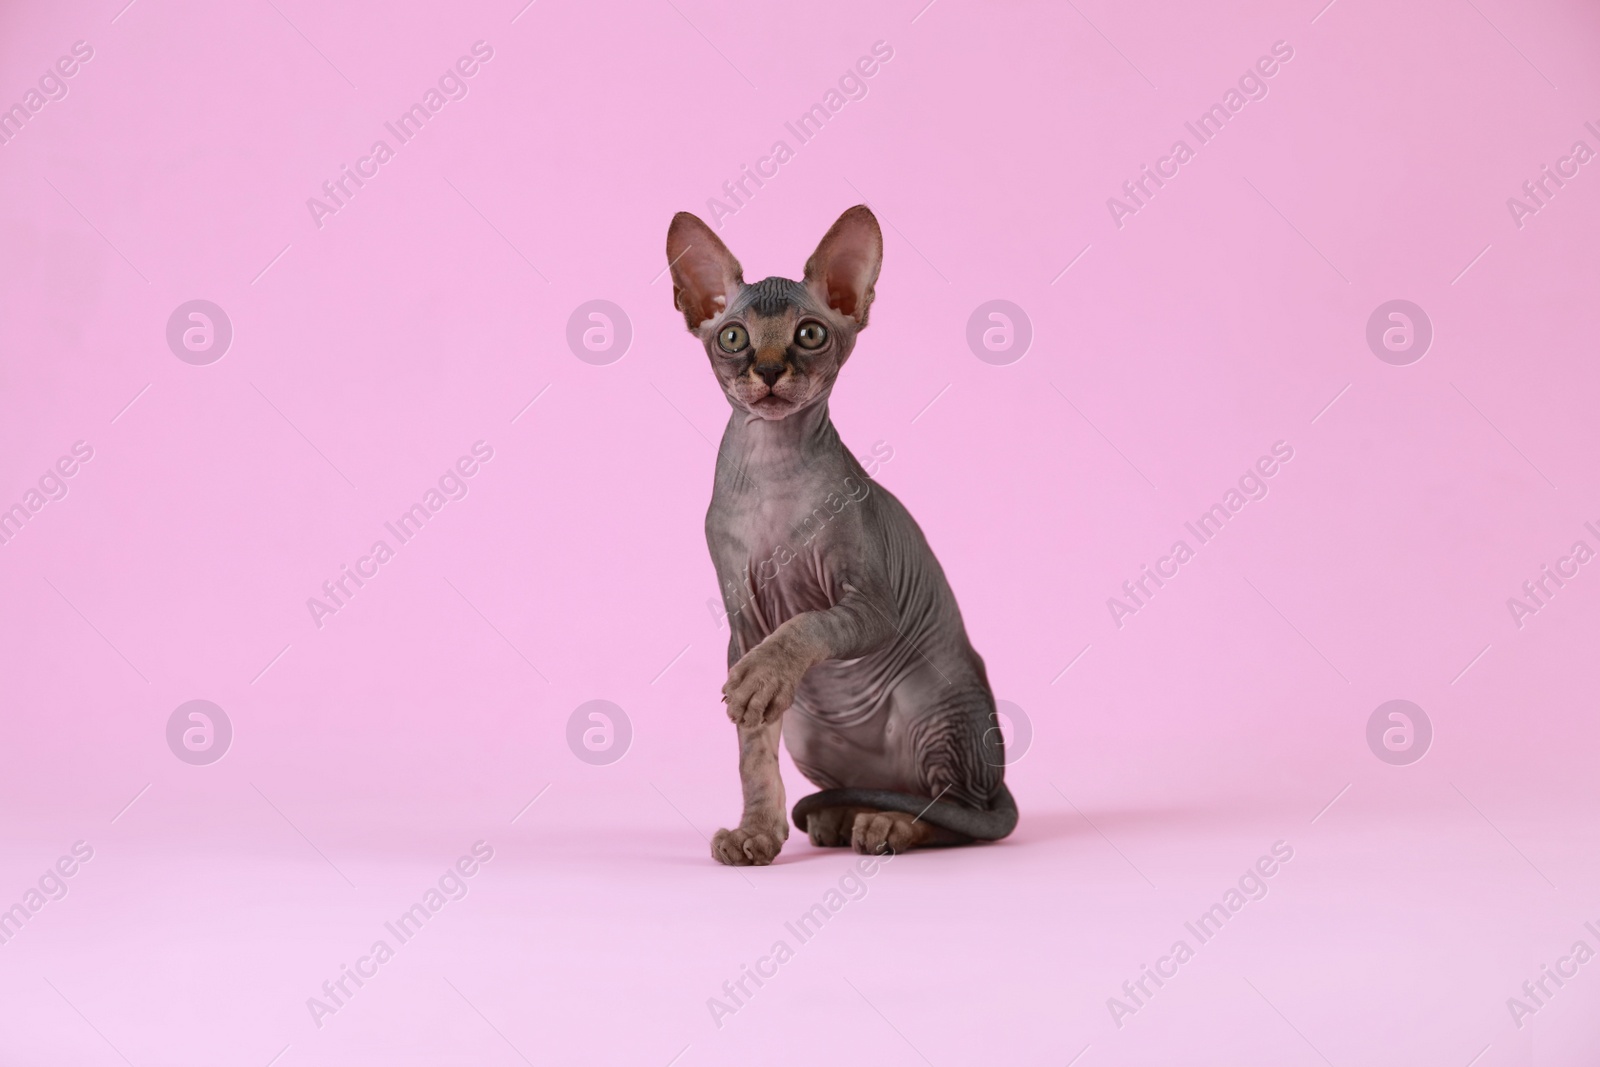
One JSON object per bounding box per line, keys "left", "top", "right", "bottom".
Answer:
{"left": 712, "top": 824, "right": 786, "bottom": 866}
{"left": 722, "top": 640, "right": 810, "bottom": 728}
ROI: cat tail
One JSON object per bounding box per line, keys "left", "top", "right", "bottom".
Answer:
{"left": 790, "top": 782, "right": 1018, "bottom": 843}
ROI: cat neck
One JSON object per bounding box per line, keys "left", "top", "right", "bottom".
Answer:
{"left": 716, "top": 397, "right": 849, "bottom": 488}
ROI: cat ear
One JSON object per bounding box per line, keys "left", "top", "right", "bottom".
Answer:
{"left": 666, "top": 212, "right": 744, "bottom": 332}
{"left": 804, "top": 205, "right": 882, "bottom": 327}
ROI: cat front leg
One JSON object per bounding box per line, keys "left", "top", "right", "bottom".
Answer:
{"left": 711, "top": 717, "right": 788, "bottom": 866}
{"left": 721, "top": 575, "right": 894, "bottom": 728}
{"left": 722, "top": 633, "right": 817, "bottom": 728}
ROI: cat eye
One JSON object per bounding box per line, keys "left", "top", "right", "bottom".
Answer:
{"left": 718, "top": 324, "right": 749, "bottom": 353}
{"left": 795, "top": 322, "right": 828, "bottom": 350}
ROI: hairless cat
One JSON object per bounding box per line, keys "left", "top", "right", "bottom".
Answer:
{"left": 666, "top": 205, "right": 1018, "bottom": 866}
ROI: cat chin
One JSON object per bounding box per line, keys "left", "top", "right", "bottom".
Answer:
{"left": 745, "top": 398, "right": 798, "bottom": 420}
{"left": 732, "top": 387, "right": 810, "bottom": 418}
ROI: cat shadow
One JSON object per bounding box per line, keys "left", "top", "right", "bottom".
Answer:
{"left": 1002, "top": 806, "right": 1202, "bottom": 846}
{"left": 764, "top": 805, "right": 1209, "bottom": 866}
{"left": 641, "top": 805, "right": 1218, "bottom": 869}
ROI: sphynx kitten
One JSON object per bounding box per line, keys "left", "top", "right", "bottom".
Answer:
{"left": 666, "top": 205, "right": 1018, "bottom": 866}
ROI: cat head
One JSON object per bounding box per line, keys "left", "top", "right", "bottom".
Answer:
{"left": 665, "top": 205, "right": 882, "bottom": 421}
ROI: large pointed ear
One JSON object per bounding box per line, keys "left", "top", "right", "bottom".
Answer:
{"left": 666, "top": 212, "right": 744, "bottom": 332}
{"left": 803, "top": 205, "right": 882, "bottom": 327}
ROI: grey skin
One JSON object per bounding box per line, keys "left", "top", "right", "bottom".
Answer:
{"left": 667, "top": 205, "right": 1018, "bottom": 866}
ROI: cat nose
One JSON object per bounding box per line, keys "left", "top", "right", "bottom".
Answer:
{"left": 755, "top": 363, "right": 784, "bottom": 387}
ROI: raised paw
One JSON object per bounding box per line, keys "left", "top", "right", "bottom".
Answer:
{"left": 722, "top": 639, "right": 811, "bottom": 728}
{"left": 850, "top": 810, "right": 932, "bottom": 856}
{"left": 712, "top": 824, "right": 785, "bottom": 866}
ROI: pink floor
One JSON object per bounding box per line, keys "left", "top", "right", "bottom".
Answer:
{"left": 5, "top": 0, "right": 1600, "bottom": 1063}
{"left": 8, "top": 768, "right": 1600, "bottom": 1065}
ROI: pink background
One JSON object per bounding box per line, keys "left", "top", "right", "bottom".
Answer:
{"left": 3, "top": 0, "right": 1600, "bottom": 1063}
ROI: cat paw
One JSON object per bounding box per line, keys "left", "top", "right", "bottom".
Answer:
{"left": 805, "top": 807, "right": 866, "bottom": 848}
{"left": 723, "top": 639, "right": 811, "bottom": 728}
{"left": 850, "top": 811, "right": 929, "bottom": 856}
{"left": 712, "top": 824, "right": 785, "bottom": 866}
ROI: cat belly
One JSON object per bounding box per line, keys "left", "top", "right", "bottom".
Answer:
{"left": 782, "top": 656, "right": 922, "bottom": 792}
